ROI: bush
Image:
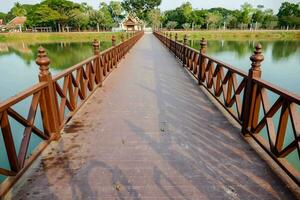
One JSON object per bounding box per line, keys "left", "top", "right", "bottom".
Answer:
{"left": 182, "top": 23, "right": 190, "bottom": 30}
{"left": 166, "top": 21, "right": 178, "bottom": 30}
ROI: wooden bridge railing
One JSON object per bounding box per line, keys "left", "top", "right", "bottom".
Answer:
{"left": 0, "top": 31, "right": 143, "bottom": 193}
{"left": 153, "top": 31, "right": 300, "bottom": 186}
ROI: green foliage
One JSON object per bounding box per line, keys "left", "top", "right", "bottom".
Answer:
{"left": 277, "top": 2, "right": 300, "bottom": 27}
{"left": 0, "top": 12, "right": 7, "bottom": 23}
{"left": 11, "top": 3, "right": 27, "bottom": 17}
{"left": 98, "top": 3, "right": 115, "bottom": 29}
{"left": 1, "top": 0, "right": 298, "bottom": 31}
{"left": 108, "top": 1, "right": 124, "bottom": 22}
{"left": 122, "top": 0, "right": 161, "bottom": 20}
{"left": 206, "top": 12, "right": 222, "bottom": 29}
{"left": 163, "top": 2, "right": 193, "bottom": 28}
{"left": 161, "top": 1, "right": 299, "bottom": 30}
{"left": 166, "top": 21, "right": 178, "bottom": 30}
{"left": 147, "top": 9, "right": 162, "bottom": 29}
{"left": 182, "top": 23, "right": 190, "bottom": 30}
{"left": 190, "top": 10, "right": 207, "bottom": 27}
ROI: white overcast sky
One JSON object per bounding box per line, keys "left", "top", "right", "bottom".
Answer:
{"left": 0, "top": 0, "right": 299, "bottom": 13}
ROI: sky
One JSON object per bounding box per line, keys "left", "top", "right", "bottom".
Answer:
{"left": 0, "top": 0, "right": 299, "bottom": 13}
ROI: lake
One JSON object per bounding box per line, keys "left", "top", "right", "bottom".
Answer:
{"left": 0, "top": 38, "right": 299, "bottom": 182}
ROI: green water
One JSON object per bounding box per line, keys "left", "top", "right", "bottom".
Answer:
{"left": 0, "top": 39, "right": 299, "bottom": 182}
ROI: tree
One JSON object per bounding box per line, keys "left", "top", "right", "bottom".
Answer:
{"left": 238, "top": 3, "right": 254, "bottom": 29}
{"left": 108, "top": 1, "right": 124, "bottom": 22}
{"left": 25, "top": 4, "right": 61, "bottom": 28}
{"left": 163, "top": 2, "right": 193, "bottom": 28}
{"left": 98, "top": 3, "right": 114, "bottom": 30}
{"left": 122, "top": 0, "right": 161, "bottom": 20}
{"left": 190, "top": 10, "right": 207, "bottom": 28}
{"left": 166, "top": 21, "right": 177, "bottom": 30}
{"left": 43, "top": 0, "right": 81, "bottom": 32}
{"left": 69, "top": 8, "right": 89, "bottom": 31}
{"left": 206, "top": 12, "right": 222, "bottom": 29}
{"left": 226, "top": 14, "right": 238, "bottom": 29}
{"left": 182, "top": 23, "right": 190, "bottom": 30}
{"left": 11, "top": 3, "right": 27, "bottom": 17}
{"left": 277, "top": 2, "right": 300, "bottom": 28}
{"left": 147, "top": 9, "right": 162, "bottom": 29}
{"left": 0, "top": 12, "right": 7, "bottom": 23}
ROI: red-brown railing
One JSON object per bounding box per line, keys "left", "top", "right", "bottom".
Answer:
{"left": 154, "top": 31, "right": 300, "bottom": 186}
{"left": 0, "top": 31, "right": 143, "bottom": 195}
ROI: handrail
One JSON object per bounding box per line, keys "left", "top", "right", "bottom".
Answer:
{"left": 0, "top": 82, "right": 48, "bottom": 112}
{"left": 153, "top": 30, "right": 300, "bottom": 187}
{"left": 0, "top": 31, "right": 144, "bottom": 195}
{"left": 202, "top": 55, "right": 248, "bottom": 77}
{"left": 53, "top": 55, "right": 98, "bottom": 81}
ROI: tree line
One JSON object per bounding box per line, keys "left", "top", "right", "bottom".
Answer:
{"left": 0, "top": 0, "right": 298, "bottom": 32}
{"left": 161, "top": 2, "right": 300, "bottom": 30}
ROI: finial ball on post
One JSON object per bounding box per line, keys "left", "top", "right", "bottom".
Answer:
{"left": 250, "top": 44, "right": 264, "bottom": 71}
{"left": 36, "top": 46, "right": 50, "bottom": 75}
{"left": 200, "top": 37, "right": 207, "bottom": 54}
{"left": 93, "top": 39, "right": 100, "bottom": 55}
{"left": 112, "top": 35, "right": 116, "bottom": 46}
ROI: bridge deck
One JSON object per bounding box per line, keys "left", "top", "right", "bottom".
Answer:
{"left": 11, "top": 34, "right": 294, "bottom": 199}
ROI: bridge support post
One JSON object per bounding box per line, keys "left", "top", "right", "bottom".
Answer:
{"left": 198, "top": 38, "right": 207, "bottom": 85}
{"left": 93, "top": 39, "right": 102, "bottom": 87}
{"left": 36, "top": 47, "right": 60, "bottom": 140}
{"left": 241, "top": 44, "right": 264, "bottom": 135}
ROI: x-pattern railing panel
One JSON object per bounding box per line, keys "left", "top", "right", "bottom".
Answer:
{"left": 251, "top": 79, "right": 300, "bottom": 162}
{"left": 0, "top": 83, "right": 49, "bottom": 176}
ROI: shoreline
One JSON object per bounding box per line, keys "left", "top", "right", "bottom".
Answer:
{"left": 0, "top": 32, "right": 124, "bottom": 43}
{"left": 160, "top": 30, "right": 300, "bottom": 41}
{"left": 0, "top": 30, "right": 299, "bottom": 43}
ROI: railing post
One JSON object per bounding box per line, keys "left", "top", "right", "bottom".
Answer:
{"left": 241, "top": 44, "right": 264, "bottom": 135}
{"left": 36, "top": 47, "right": 60, "bottom": 140}
{"left": 183, "top": 34, "right": 188, "bottom": 67}
{"left": 198, "top": 37, "right": 207, "bottom": 85}
{"left": 175, "top": 33, "right": 178, "bottom": 57}
{"left": 93, "top": 39, "right": 102, "bottom": 87}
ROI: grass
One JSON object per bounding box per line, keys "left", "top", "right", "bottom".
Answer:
{"left": 0, "top": 32, "right": 126, "bottom": 43}
{"left": 166, "top": 30, "right": 300, "bottom": 41}
{"left": 1, "top": 30, "right": 299, "bottom": 43}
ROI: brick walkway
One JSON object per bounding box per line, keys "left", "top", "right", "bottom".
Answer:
{"left": 11, "top": 34, "right": 294, "bottom": 199}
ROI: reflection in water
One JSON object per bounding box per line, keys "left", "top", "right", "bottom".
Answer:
{"left": 190, "top": 40, "right": 300, "bottom": 60}
{"left": 0, "top": 41, "right": 112, "bottom": 70}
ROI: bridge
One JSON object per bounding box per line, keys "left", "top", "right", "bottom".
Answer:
{"left": 0, "top": 32, "right": 299, "bottom": 199}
